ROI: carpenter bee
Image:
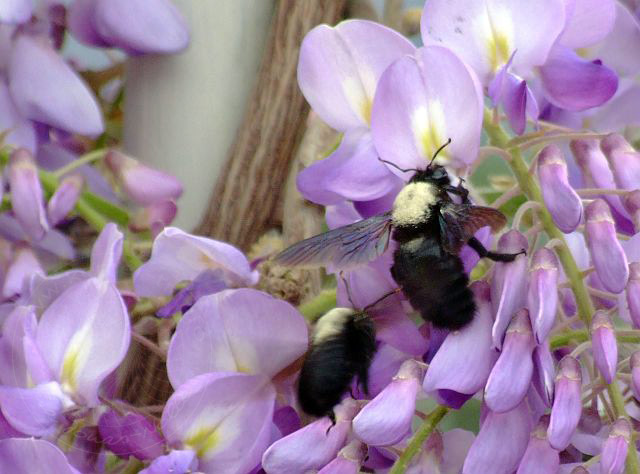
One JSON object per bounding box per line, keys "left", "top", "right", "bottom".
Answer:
{"left": 298, "top": 289, "right": 398, "bottom": 423}
{"left": 274, "top": 139, "right": 523, "bottom": 330}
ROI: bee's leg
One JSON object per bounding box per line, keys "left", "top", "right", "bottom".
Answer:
{"left": 467, "top": 237, "right": 526, "bottom": 262}
{"left": 444, "top": 184, "right": 470, "bottom": 203}
{"left": 325, "top": 410, "right": 337, "bottom": 434}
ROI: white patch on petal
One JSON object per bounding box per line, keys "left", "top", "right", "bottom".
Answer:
{"left": 392, "top": 182, "right": 436, "bottom": 226}
{"left": 60, "top": 323, "right": 92, "bottom": 396}
{"left": 482, "top": 4, "right": 514, "bottom": 72}
{"left": 343, "top": 76, "right": 370, "bottom": 125}
{"left": 411, "top": 103, "right": 447, "bottom": 163}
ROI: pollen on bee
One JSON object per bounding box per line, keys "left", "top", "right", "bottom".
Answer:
{"left": 392, "top": 182, "right": 436, "bottom": 226}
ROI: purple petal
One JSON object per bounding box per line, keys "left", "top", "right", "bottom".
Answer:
{"left": 262, "top": 399, "right": 359, "bottom": 474}
{"left": 67, "top": 0, "right": 110, "bottom": 48}
{"left": 318, "top": 440, "right": 367, "bottom": 474}
{"left": 66, "top": 426, "right": 105, "bottom": 474}
{"left": 589, "top": 80, "right": 640, "bottom": 133}
{"left": 548, "top": 356, "right": 582, "bottom": 450}
{"left": 46, "top": 174, "right": 83, "bottom": 227}
{"left": 366, "top": 343, "right": 411, "bottom": 398}
{"left": 272, "top": 406, "right": 301, "bottom": 440}
{"left": 156, "top": 269, "right": 227, "bottom": 318}
{"left": 424, "top": 281, "right": 498, "bottom": 397}
{"left": 89, "top": 222, "right": 123, "bottom": 283}
{"left": 139, "top": 450, "right": 198, "bottom": 474}
{"left": 585, "top": 199, "right": 629, "bottom": 293}
{"left": 167, "top": 288, "right": 307, "bottom": 388}
{"left": 463, "top": 399, "right": 533, "bottom": 474}
{"left": 98, "top": 410, "right": 164, "bottom": 460}
{"left": 558, "top": 0, "right": 617, "bottom": 49}
{"left": 0, "top": 410, "right": 24, "bottom": 439}
{"left": 460, "top": 226, "right": 492, "bottom": 274}
{"left": 631, "top": 351, "right": 640, "bottom": 402}
{"left": 408, "top": 428, "right": 474, "bottom": 474}
{"left": 491, "top": 230, "right": 529, "bottom": 349}
{"left": 591, "top": 310, "right": 617, "bottom": 384}
{"left": 298, "top": 20, "right": 414, "bottom": 131}
{"left": 8, "top": 148, "right": 49, "bottom": 241}
{"left": 371, "top": 45, "right": 483, "bottom": 172}
{"left": 352, "top": 359, "right": 423, "bottom": 446}
{"left": 0, "top": 0, "right": 32, "bottom": 24}
{"left": 0, "top": 382, "right": 64, "bottom": 437}
{"left": 601, "top": 133, "right": 640, "bottom": 190}
{"left": 600, "top": 418, "right": 631, "bottom": 474}
{"left": 421, "top": 0, "right": 566, "bottom": 84}
{"left": 485, "top": 309, "right": 535, "bottom": 413}
{"left": 539, "top": 45, "right": 618, "bottom": 112}
{"left": 623, "top": 191, "right": 640, "bottom": 232}
{"left": 570, "top": 139, "right": 628, "bottom": 219}
{"left": 0, "top": 80, "right": 35, "bottom": 152}
{"left": 8, "top": 34, "right": 103, "bottom": 136}
{"left": 134, "top": 227, "right": 258, "bottom": 297}
{"left": 489, "top": 63, "right": 538, "bottom": 135}
{"left": 528, "top": 248, "right": 560, "bottom": 343}
{"left": 29, "top": 270, "right": 89, "bottom": 315}
{"left": 36, "top": 277, "right": 131, "bottom": 406}
{"left": 130, "top": 200, "right": 177, "bottom": 235}
{"left": 0, "top": 438, "right": 80, "bottom": 474}
{"left": 626, "top": 262, "right": 640, "bottom": 328}
{"left": 0, "top": 304, "right": 38, "bottom": 387}
{"left": 537, "top": 145, "right": 583, "bottom": 233}
{"left": 2, "top": 246, "right": 43, "bottom": 299}
{"left": 92, "top": 0, "right": 189, "bottom": 54}
{"left": 532, "top": 344, "right": 556, "bottom": 408}
{"left": 105, "top": 150, "right": 183, "bottom": 206}
{"left": 162, "top": 372, "right": 275, "bottom": 474}
{"left": 297, "top": 129, "right": 400, "bottom": 205}
{"left": 516, "top": 416, "right": 559, "bottom": 474}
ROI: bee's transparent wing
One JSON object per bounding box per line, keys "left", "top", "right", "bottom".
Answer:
{"left": 439, "top": 204, "right": 507, "bottom": 253}
{"left": 273, "top": 212, "right": 393, "bottom": 269}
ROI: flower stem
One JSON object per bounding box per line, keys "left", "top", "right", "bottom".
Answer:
{"left": 389, "top": 405, "right": 449, "bottom": 474}
{"left": 298, "top": 288, "right": 337, "bottom": 322}
{"left": 52, "top": 148, "right": 108, "bottom": 178}
{"left": 484, "top": 110, "right": 639, "bottom": 472}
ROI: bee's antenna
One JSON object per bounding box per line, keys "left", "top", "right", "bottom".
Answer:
{"left": 339, "top": 272, "right": 357, "bottom": 309}
{"left": 378, "top": 158, "right": 418, "bottom": 173}
{"left": 428, "top": 138, "right": 452, "bottom": 167}
{"left": 363, "top": 288, "right": 402, "bottom": 313}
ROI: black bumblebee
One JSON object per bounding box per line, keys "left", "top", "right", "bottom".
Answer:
{"left": 274, "top": 140, "right": 523, "bottom": 330}
{"left": 297, "top": 290, "right": 398, "bottom": 422}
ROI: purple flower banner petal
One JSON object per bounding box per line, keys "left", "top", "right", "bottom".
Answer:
{"left": 0, "top": 438, "right": 81, "bottom": 474}
{"left": 557, "top": 0, "right": 616, "bottom": 49}
{"left": 371, "top": 46, "right": 483, "bottom": 172}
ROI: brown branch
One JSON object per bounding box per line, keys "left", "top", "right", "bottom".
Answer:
{"left": 197, "top": 0, "right": 347, "bottom": 250}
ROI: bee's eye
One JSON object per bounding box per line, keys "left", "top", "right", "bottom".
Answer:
{"left": 432, "top": 168, "right": 445, "bottom": 179}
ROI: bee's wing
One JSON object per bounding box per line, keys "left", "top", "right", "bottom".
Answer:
{"left": 439, "top": 203, "right": 507, "bottom": 253}
{"left": 273, "top": 211, "right": 393, "bottom": 269}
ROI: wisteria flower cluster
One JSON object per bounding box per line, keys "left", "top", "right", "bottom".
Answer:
{"left": 2, "top": 0, "right": 640, "bottom": 473}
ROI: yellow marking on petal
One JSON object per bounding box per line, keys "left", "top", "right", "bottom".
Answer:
{"left": 185, "top": 427, "right": 220, "bottom": 458}
{"left": 343, "top": 76, "right": 370, "bottom": 125}
{"left": 484, "top": 6, "right": 514, "bottom": 72}
{"left": 362, "top": 99, "right": 372, "bottom": 126}
{"left": 411, "top": 102, "right": 448, "bottom": 164}
{"left": 60, "top": 325, "right": 92, "bottom": 394}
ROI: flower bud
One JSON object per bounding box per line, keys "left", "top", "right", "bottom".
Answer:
{"left": 46, "top": 174, "right": 83, "bottom": 226}
{"left": 491, "top": 230, "right": 529, "bottom": 349}
{"left": 570, "top": 139, "right": 628, "bottom": 218}
{"left": 98, "top": 410, "right": 164, "bottom": 460}
{"left": 8, "top": 148, "right": 49, "bottom": 240}
{"left": 353, "top": 359, "right": 424, "bottom": 446}
{"left": 484, "top": 309, "right": 535, "bottom": 413}
{"left": 622, "top": 190, "right": 640, "bottom": 231}
{"left": 585, "top": 199, "right": 629, "bottom": 293}
{"left": 532, "top": 343, "right": 555, "bottom": 408}
{"left": 626, "top": 263, "right": 640, "bottom": 329}
{"left": 516, "top": 416, "right": 559, "bottom": 474}
{"left": 630, "top": 351, "right": 640, "bottom": 402}
{"left": 130, "top": 200, "right": 177, "bottom": 236}
{"left": 2, "top": 246, "right": 43, "bottom": 298}
{"left": 547, "top": 356, "right": 582, "bottom": 450}
{"left": 601, "top": 133, "right": 640, "bottom": 190}
{"left": 527, "top": 248, "right": 559, "bottom": 343}
{"left": 600, "top": 418, "right": 631, "bottom": 474}
{"left": 591, "top": 311, "right": 617, "bottom": 384}
{"left": 318, "top": 440, "right": 367, "bottom": 474}
{"left": 537, "top": 145, "right": 582, "bottom": 233}
{"left": 105, "top": 150, "right": 182, "bottom": 205}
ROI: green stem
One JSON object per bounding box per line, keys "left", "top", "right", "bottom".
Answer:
{"left": 389, "top": 405, "right": 449, "bottom": 474}
{"left": 550, "top": 329, "right": 640, "bottom": 349}
{"left": 52, "top": 148, "right": 108, "bottom": 178}
{"left": 298, "top": 288, "right": 337, "bottom": 322}
{"left": 483, "top": 110, "right": 639, "bottom": 472}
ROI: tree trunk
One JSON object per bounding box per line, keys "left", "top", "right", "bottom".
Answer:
{"left": 197, "top": 0, "right": 347, "bottom": 250}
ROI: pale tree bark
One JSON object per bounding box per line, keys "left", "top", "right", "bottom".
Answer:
{"left": 197, "top": 0, "right": 347, "bottom": 250}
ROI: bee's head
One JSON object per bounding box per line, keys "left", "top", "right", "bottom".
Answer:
{"left": 409, "top": 163, "right": 451, "bottom": 186}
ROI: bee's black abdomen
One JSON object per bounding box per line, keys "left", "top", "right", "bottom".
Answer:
{"left": 298, "top": 313, "right": 376, "bottom": 418}
{"left": 392, "top": 235, "right": 476, "bottom": 330}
